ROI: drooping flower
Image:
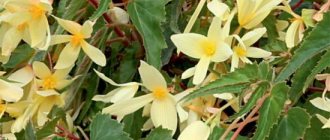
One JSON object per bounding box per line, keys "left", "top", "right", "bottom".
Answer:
{"left": 50, "top": 17, "right": 106, "bottom": 69}
{"left": 33, "top": 61, "right": 76, "bottom": 95}
{"left": 102, "top": 61, "right": 178, "bottom": 134}
{"left": 237, "top": 0, "right": 282, "bottom": 29}
{"left": 0, "top": 0, "right": 52, "bottom": 53}
{"left": 92, "top": 69, "right": 140, "bottom": 103}
{"left": 231, "top": 27, "right": 272, "bottom": 71}
{"left": 171, "top": 15, "right": 233, "bottom": 85}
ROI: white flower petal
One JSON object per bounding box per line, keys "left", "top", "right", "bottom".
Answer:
{"left": 1, "top": 27, "right": 22, "bottom": 56}
{"left": 109, "top": 85, "right": 139, "bottom": 103}
{"left": 193, "top": 57, "right": 211, "bottom": 85}
{"left": 138, "top": 61, "right": 167, "bottom": 91}
{"left": 33, "top": 61, "right": 51, "bottom": 79}
{"left": 231, "top": 54, "right": 239, "bottom": 72}
{"left": 178, "top": 121, "right": 210, "bottom": 140}
{"left": 171, "top": 33, "right": 205, "bottom": 59}
{"left": 213, "top": 93, "right": 233, "bottom": 100}
{"left": 81, "top": 41, "right": 106, "bottom": 67}
{"left": 28, "top": 17, "right": 47, "bottom": 47}
{"left": 207, "top": 0, "right": 229, "bottom": 18}
{"left": 36, "top": 90, "right": 60, "bottom": 97}
{"left": 102, "top": 94, "right": 154, "bottom": 117}
{"left": 53, "top": 65, "right": 73, "bottom": 80}
{"left": 246, "top": 47, "right": 272, "bottom": 58}
{"left": 211, "top": 42, "right": 233, "bottom": 62}
{"left": 207, "top": 17, "right": 222, "bottom": 41}
{"left": 54, "top": 43, "right": 80, "bottom": 69}
{"left": 181, "top": 67, "right": 195, "bottom": 79}
{"left": 241, "top": 27, "right": 267, "bottom": 47}
{"left": 81, "top": 20, "right": 94, "bottom": 38}
{"left": 150, "top": 97, "right": 177, "bottom": 135}
{"left": 50, "top": 35, "right": 71, "bottom": 46}
{"left": 53, "top": 16, "right": 82, "bottom": 35}
{"left": 285, "top": 20, "right": 301, "bottom": 48}
{"left": 8, "top": 66, "right": 33, "bottom": 87}
{"left": 0, "top": 79, "right": 23, "bottom": 102}
{"left": 94, "top": 69, "right": 139, "bottom": 86}
{"left": 310, "top": 97, "right": 330, "bottom": 112}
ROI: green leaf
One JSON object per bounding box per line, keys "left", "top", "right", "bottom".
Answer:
{"left": 275, "top": 12, "right": 330, "bottom": 82}
{"left": 304, "top": 116, "right": 330, "bottom": 140}
{"left": 89, "top": 0, "right": 111, "bottom": 20}
{"left": 304, "top": 50, "right": 330, "bottom": 92}
{"left": 123, "top": 109, "right": 146, "bottom": 139}
{"left": 2, "top": 44, "right": 34, "bottom": 69}
{"left": 208, "top": 126, "right": 248, "bottom": 140}
{"left": 268, "top": 107, "right": 311, "bottom": 140}
{"left": 36, "top": 118, "right": 60, "bottom": 140}
{"left": 127, "top": 0, "right": 169, "bottom": 68}
{"left": 145, "top": 127, "right": 173, "bottom": 140}
{"left": 228, "top": 81, "right": 270, "bottom": 121}
{"left": 14, "top": 122, "right": 36, "bottom": 140}
{"left": 183, "top": 63, "right": 262, "bottom": 101}
{"left": 252, "top": 82, "right": 288, "bottom": 140}
{"left": 289, "top": 54, "right": 321, "bottom": 104}
{"left": 90, "top": 114, "right": 132, "bottom": 140}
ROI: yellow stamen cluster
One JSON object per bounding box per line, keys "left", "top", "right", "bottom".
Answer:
{"left": 29, "top": 4, "right": 45, "bottom": 19}
{"left": 42, "top": 76, "right": 57, "bottom": 90}
{"left": 71, "top": 34, "right": 84, "bottom": 47}
{"left": 200, "top": 40, "right": 216, "bottom": 56}
{"left": 152, "top": 87, "right": 168, "bottom": 100}
{"left": 234, "top": 46, "right": 246, "bottom": 57}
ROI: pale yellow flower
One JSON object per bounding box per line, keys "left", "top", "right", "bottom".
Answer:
{"left": 92, "top": 69, "right": 140, "bottom": 103}
{"left": 109, "top": 6, "right": 129, "bottom": 24}
{"left": 310, "top": 97, "right": 330, "bottom": 129}
{"left": 51, "top": 17, "right": 106, "bottom": 69}
{"left": 0, "top": 66, "right": 33, "bottom": 102}
{"left": 33, "top": 61, "right": 76, "bottom": 95}
{"left": 231, "top": 27, "right": 272, "bottom": 71}
{"left": 237, "top": 0, "right": 281, "bottom": 29}
{"left": 171, "top": 16, "right": 233, "bottom": 85}
{"left": 177, "top": 121, "right": 210, "bottom": 140}
{"left": 0, "top": 0, "right": 52, "bottom": 52}
{"left": 102, "top": 61, "right": 178, "bottom": 134}
{"left": 207, "top": 0, "right": 229, "bottom": 19}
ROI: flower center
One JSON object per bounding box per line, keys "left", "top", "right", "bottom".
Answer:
{"left": 152, "top": 87, "right": 168, "bottom": 100}
{"left": 42, "top": 76, "right": 57, "bottom": 90}
{"left": 234, "top": 46, "right": 246, "bottom": 57}
{"left": 29, "top": 4, "right": 45, "bottom": 19}
{"left": 200, "top": 40, "right": 216, "bottom": 56}
{"left": 71, "top": 34, "right": 84, "bottom": 47}
{"left": 17, "top": 22, "right": 28, "bottom": 32}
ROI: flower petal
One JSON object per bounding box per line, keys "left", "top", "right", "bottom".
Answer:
{"left": 0, "top": 79, "right": 23, "bottom": 102}
{"left": 285, "top": 20, "right": 301, "bottom": 48}
{"left": 94, "top": 69, "right": 139, "bottom": 86}
{"left": 171, "top": 33, "right": 205, "bottom": 59}
{"left": 53, "top": 16, "right": 82, "bottom": 35}
{"left": 53, "top": 65, "right": 73, "bottom": 80}
{"left": 54, "top": 43, "right": 80, "bottom": 69}
{"left": 150, "top": 96, "right": 177, "bottom": 135}
{"left": 213, "top": 93, "right": 233, "bottom": 100}
{"left": 102, "top": 94, "right": 154, "bottom": 117}
{"left": 246, "top": 47, "right": 271, "bottom": 58}
{"left": 36, "top": 90, "right": 60, "bottom": 97}
{"left": 109, "top": 85, "right": 139, "bottom": 103}
{"left": 50, "top": 35, "right": 72, "bottom": 46}
{"left": 207, "top": 17, "right": 222, "bottom": 41}
{"left": 55, "top": 79, "right": 74, "bottom": 90}
{"left": 211, "top": 42, "right": 233, "bottom": 62}
{"left": 81, "top": 20, "right": 94, "bottom": 38}
{"left": 33, "top": 61, "right": 51, "bottom": 79}
{"left": 81, "top": 41, "right": 106, "bottom": 67}
{"left": 310, "top": 97, "right": 330, "bottom": 112}
{"left": 178, "top": 121, "right": 210, "bottom": 140}
{"left": 193, "top": 57, "right": 211, "bottom": 85}
{"left": 1, "top": 27, "right": 22, "bottom": 56}
{"left": 231, "top": 54, "right": 239, "bottom": 72}
{"left": 28, "top": 16, "right": 47, "bottom": 47}
{"left": 138, "top": 61, "right": 167, "bottom": 91}
{"left": 181, "top": 67, "right": 195, "bottom": 79}
{"left": 207, "top": 0, "right": 229, "bottom": 18}
{"left": 241, "top": 27, "right": 266, "bottom": 47}
{"left": 8, "top": 66, "right": 33, "bottom": 87}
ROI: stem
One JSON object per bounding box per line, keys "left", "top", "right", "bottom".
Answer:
{"left": 292, "top": 0, "right": 304, "bottom": 11}
{"left": 220, "top": 117, "right": 241, "bottom": 140}
{"left": 183, "top": 0, "right": 206, "bottom": 33}
{"left": 88, "top": 0, "right": 129, "bottom": 46}
{"left": 230, "top": 93, "right": 270, "bottom": 140}
{"left": 56, "top": 125, "right": 80, "bottom": 140}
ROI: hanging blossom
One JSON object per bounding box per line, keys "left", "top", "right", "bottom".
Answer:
{"left": 310, "top": 74, "right": 330, "bottom": 129}
{"left": 237, "top": 0, "right": 282, "bottom": 29}
{"left": 50, "top": 17, "right": 106, "bottom": 69}
{"left": 101, "top": 61, "right": 178, "bottom": 134}
{"left": 171, "top": 12, "right": 235, "bottom": 85}
{"left": 231, "top": 27, "right": 272, "bottom": 71}
{"left": 92, "top": 69, "right": 140, "bottom": 103}
{"left": 0, "top": 0, "right": 52, "bottom": 57}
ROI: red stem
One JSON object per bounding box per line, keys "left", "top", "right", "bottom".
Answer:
{"left": 292, "top": 0, "right": 304, "bottom": 11}
{"left": 88, "top": 0, "right": 129, "bottom": 46}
